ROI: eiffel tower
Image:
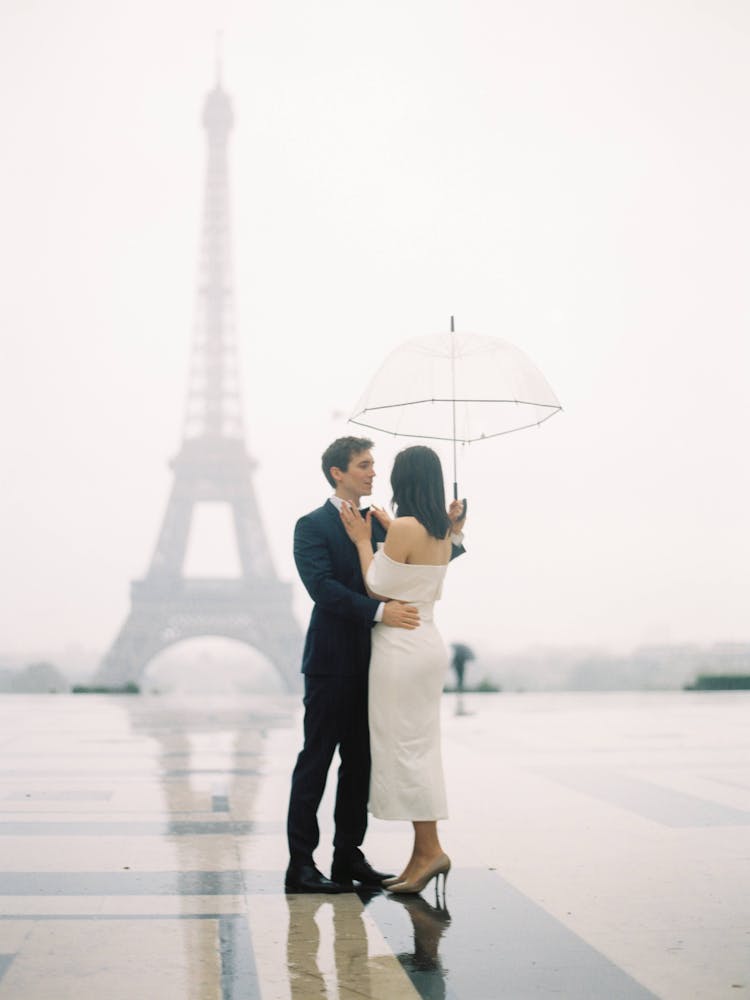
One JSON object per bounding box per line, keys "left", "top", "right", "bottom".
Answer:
{"left": 96, "top": 72, "right": 302, "bottom": 691}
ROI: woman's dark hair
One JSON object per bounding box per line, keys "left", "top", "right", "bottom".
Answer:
{"left": 391, "top": 446, "right": 451, "bottom": 540}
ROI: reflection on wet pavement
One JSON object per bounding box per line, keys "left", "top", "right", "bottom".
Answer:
{"left": 388, "top": 894, "right": 451, "bottom": 999}
{"left": 284, "top": 890, "right": 452, "bottom": 999}
{"left": 0, "top": 691, "right": 748, "bottom": 998}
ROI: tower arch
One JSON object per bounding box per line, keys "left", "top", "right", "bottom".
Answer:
{"left": 143, "top": 636, "right": 285, "bottom": 694}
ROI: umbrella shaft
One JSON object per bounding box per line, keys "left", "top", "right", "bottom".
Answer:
{"left": 450, "top": 325, "right": 457, "bottom": 500}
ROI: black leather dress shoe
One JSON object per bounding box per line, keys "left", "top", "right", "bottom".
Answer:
{"left": 331, "top": 856, "right": 395, "bottom": 887}
{"left": 284, "top": 864, "right": 353, "bottom": 894}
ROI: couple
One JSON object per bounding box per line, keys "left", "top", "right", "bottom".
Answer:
{"left": 285, "top": 436, "right": 466, "bottom": 895}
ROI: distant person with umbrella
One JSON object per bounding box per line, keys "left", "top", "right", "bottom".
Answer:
{"left": 450, "top": 642, "right": 475, "bottom": 692}
{"left": 340, "top": 445, "right": 466, "bottom": 897}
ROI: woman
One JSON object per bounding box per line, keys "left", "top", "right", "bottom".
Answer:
{"left": 340, "top": 445, "right": 466, "bottom": 895}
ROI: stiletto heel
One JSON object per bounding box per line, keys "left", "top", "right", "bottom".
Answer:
{"left": 434, "top": 868, "right": 449, "bottom": 906}
{"left": 435, "top": 869, "right": 450, "bottom": 910}
{"left": 388, "top": 854, "right": 451, "bottom": 895}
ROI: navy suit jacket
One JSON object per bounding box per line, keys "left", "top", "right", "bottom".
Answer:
{"left": 294, "top": 501, "right": 387, "bottom": 677}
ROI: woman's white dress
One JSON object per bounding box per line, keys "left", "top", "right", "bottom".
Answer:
{"left": 366, "top": 546, "right": 450, "bottom": 821}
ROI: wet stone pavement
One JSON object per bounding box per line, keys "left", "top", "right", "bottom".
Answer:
{"left": 0, "top": 691, "right": 748, "bottom": 999}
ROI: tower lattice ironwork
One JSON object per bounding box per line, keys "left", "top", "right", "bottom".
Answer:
{"left": 96, "top": 74, "right": 302, "bottom": 690}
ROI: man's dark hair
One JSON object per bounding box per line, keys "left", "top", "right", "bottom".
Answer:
{"left": 321, "top": 436, "right": 375, "bottom": 488}
{"left": 391, "top": 445, "right": 451, "bottom": 540}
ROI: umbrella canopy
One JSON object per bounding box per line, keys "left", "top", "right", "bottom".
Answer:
{"left": 349, "top": 328, "right": 562, "bottom": 497}
{"left": 349, "top": 330, "right": 561, "bottom": 443}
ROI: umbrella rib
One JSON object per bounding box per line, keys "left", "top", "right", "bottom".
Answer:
{"left": 353, "top": 398, "right": 562, "bottom": 412}
{"left": 349, "top": 406, "right": 561, "bottom": 442}
{"left": 475, "top": 409, "right": 562, "bottom": 439}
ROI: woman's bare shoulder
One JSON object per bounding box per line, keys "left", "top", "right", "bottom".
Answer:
{"left": 387, "top": 516, "right": 424, "bottom": 535}
{"left": 384, "top": 516, "right": 425, "bottom": 562}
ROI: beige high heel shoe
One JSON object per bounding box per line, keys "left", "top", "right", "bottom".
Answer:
{"left": 387, "top": 854, "right": 451, "bottom": 895}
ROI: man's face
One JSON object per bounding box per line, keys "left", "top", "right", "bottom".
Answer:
{"left": 331, "top": 450, "right": 375, "bottom": 501}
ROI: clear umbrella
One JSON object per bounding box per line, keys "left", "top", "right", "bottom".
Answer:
{"left": 349, "top": 319, "right": 562, "bottom": 498}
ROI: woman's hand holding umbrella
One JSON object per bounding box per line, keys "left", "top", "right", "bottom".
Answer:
{"left": 448, "top": 498, "right": 467, "bottom": 533}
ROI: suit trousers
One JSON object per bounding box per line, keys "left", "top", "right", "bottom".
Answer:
{"left": 287, "top": 671, "right": 370, "bottom": 866}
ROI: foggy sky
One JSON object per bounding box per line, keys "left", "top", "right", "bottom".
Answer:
{"left": 1, "top": 0, "right": 748, "bottom": 671}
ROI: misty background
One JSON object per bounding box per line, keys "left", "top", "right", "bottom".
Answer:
{"left": 1, "top": 0, "right": 748, "bottom": 691}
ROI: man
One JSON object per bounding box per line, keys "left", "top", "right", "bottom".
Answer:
{"left": 285, "top": 436, "right": 420, "bottom": 893}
